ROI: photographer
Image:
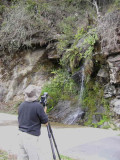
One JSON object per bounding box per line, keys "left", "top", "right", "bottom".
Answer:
{"left": 17, "top": 85, "right": 48, "bottom": 160}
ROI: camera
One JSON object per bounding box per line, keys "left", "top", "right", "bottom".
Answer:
{"left": 40, "top": 92, "right": 48, "bottom": 106}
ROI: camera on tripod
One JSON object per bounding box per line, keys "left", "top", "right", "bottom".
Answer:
{"left": 40, "top": 92, "right": 61, "bottom": 160}
{"left": 40, "top": 92, "right": 48, "bottom": 107}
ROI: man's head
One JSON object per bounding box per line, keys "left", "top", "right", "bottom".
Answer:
{"left": 24, "top": 85, "right": 41, "bottom": 102}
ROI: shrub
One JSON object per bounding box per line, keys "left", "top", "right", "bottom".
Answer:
{"left": 60, "top": 27, "right": 98, "bottom": 72}
{"left": 57, "top": 16, "right": 77, "bottom": 51}
{"left": 0, "top": 0, "right": 50, "bottom": 53}
{"left": 82, "top": 81, "right": 110, "bottom": 127}
{"left": 41, "top": 69, "right": 78, "bottom": 108}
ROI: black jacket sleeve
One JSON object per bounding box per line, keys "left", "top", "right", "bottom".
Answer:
{"left": 36, "top": 105, "right": 48, "bottom": 124}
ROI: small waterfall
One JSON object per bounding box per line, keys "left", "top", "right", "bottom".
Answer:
{"left": 64, "top": 66, "right": 85, "bottom": 125}
{"left": 79, "top": 66, "right": 85, "bottom": 105}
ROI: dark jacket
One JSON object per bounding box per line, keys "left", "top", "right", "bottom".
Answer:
{"left": 18, "top": 101, "right": 48, "bottom": 136}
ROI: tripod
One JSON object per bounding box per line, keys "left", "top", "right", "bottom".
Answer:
{"left": 47, "top": 122, "right": 61, "bottom": 160}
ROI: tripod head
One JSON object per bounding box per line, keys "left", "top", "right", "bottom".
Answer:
{"left": 40, "top": 92, "right": 48, "bottom": 107}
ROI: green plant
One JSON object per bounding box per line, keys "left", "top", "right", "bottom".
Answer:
{"left": 13, "top": 101, "right": 22, "bottom": 109}
{"left": 41, "top": 69, "right": 77, "bottom": 108}
{"left": 57, "top": 16, "right": 77, "bottom": 51}
{"left": 115, "top": 0, "right": 120, "bottom": 7}
{"left": 83, "top": 81, "right": 110, "bottom": 127}
{"left": 74, "top": 27, "right": 86, "bottom": 44}
{"left": 0, "top": 0, "right": 50, "bottom": 53}
{"left": 60, "top": 155, "right": 74, "bottom": 160}
{"left": 60, "top": 27, "right": 98, "bottom": 72}
{"left": 0, "top": 4, "right": 5, "bottom": 14}
{"left": 92, "top": 114, "right": 110, "bottom": 128}
{"left": 0, "top": 150, "right": 8, "bottom": 160}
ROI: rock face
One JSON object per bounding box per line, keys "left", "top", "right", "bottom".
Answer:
{"left": 0, "top": 41, "right": 59, "bottom": 102}
{"left": 49, "top": 100, "right": 84, "bottom": 125}
{"left": 104, "top": 84, "right": 116, "bottom": 98}
{"left": 98, "top": 10, "right": 120, "bottom": 56}
{"left": 107, "top": 55, "right": 120, "bottom": 84}
{"left": 97, "top": 10, "right": 120, "bottom": 117}
{"left": 110, "top": 99, "right": 120, "bottom": 115}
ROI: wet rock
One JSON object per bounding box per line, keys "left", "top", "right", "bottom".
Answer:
{"left": 49, "top": 100, "right": 84, "bottom": 125}
{"left": 72, "top": 67, "right": 84, "bottom": 85}
{"left": 84, "top": 58, "right": 93, "bottom": 77}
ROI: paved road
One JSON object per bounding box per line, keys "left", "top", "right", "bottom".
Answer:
{"left": 0, "top": 113, "right": 120, "bottom": 160}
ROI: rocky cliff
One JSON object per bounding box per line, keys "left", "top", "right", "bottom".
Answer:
{"left": 98, "top": 10, "right": 120, "bottom": 116}
{"left": 0, "top": 0, "right": 120, "bottom": 128}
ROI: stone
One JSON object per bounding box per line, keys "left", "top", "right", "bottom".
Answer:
{"left": 109, "top": 123, "right": 116, "bottom": 130}
{"left": 104, "top": 83, "right": 116, "bottom": 98}
{"left": 72, "top": 68, "right": 84, "bottom": 85}
{"left": 0, "top": 85, "right": 7, "bottom": 102}
{"left": 114, "top": 119, "right": 120, "bottom": 128}
{"left": 47, "top": 50, "right": 60, "bottom": 59}
{"left": 48, "top": 100, "right": 84, "bottom": 125}
{"left": 110, "top": 99, "right": 120, "bottom": 115}
{"left": 97, "top": 69, "right": 109, "bottom": 78}
{"left": 98, "top": 10, "right": 120, "bottom": 56}
{"left": 4, "top": 48, "right": 51, "bottom": 102}
{"left": 107, "top": 54, "right": 120, "bottom": 84}
{"left": 92, "top": 115, "right": 98, "bottom": 124}
{"left": 84, "top": 58, "right": 93, "bottom": 77}
{"left": 103, "top": 122, "right": 109, "bottom": 126}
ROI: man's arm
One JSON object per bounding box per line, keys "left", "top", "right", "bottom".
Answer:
{"left": 36, "top": 104, "right": 48, "bottom": 124}
{"left": 44, "top": 106, "right": 48, "bottom": 126}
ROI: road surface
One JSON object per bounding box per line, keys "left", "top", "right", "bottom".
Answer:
{"left": 0, "top": 113, "right": 120, "bottom": 160}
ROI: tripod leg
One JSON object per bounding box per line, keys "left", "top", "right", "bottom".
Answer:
{"left": 47, "top": 125, "right": 56, "bottom": 160}
{"left": 48, "top": 123, "right": 61, "bottom": 160}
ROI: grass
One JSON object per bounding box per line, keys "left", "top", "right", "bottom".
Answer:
{"left": 60, "top": 155, "right": 75, "bottom": 160}
{"left": 0, "top": 150, "right": 17, "bottom": 160}
{"left": 0, "top": 150, "right": 8, "bottom": 160}
{"left": 0, "top": 150, "right": 75, "bottom": 160}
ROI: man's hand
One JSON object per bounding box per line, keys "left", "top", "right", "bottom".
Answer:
{"left": 44, "top": 106, "right": 47, "bottom": 113}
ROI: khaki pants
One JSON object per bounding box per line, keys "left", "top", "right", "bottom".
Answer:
{"left": 17, "top": 131, "right": 40, "bottom": 160}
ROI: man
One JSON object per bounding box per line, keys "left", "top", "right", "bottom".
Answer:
{"left": 18, "top": 85, "right": 48, "bottom": 160}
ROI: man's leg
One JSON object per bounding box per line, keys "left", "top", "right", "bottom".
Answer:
{"left": 23, "top": 133, "right": 41, "bottom": 160}
{"left": 24, "top": 137, "right": 40, "bottom": 160}
{"left": 17, "top": 133, "right": 29, "bottom": 160}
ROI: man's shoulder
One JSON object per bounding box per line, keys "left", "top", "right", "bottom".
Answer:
{"left": 19, "top": 101, "right": 25, "bottom": 106}
{"left": 34, "top": 101, "right": 43, "bottom": 108}
{"left": 19, "top": 101, "right": 43, "bottom": 108}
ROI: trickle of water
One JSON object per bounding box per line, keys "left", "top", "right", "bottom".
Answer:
{"left": 63, "top": 66, "right": 85, "bottom": 125}
{"left": 79, "top": 66, "right": 85, "bottom": 104}
{"left": 63, "top": 107, "right": 84, "bottom": 125}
